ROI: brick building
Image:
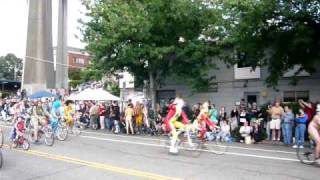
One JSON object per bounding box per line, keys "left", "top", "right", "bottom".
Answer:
{"left": 54, "top": 46, "right": 90, "bottom": 71}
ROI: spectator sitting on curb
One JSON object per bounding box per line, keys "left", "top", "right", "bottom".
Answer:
{"left": 239, "top": 121, "right": 252, "bottom": 144}
{"left": 219, "top": 119, "right": 231, "bottom": 142}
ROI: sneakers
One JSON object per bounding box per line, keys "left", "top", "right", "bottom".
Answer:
{"left": 169, "top": 146, "right": 178, "bottom": 154}
{"left": 292, "top": 145, "right": 304, "bottom": 149}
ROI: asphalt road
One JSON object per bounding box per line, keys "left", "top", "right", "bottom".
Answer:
{"left": 0, "top": 123, "right": 318, "bottom": 180}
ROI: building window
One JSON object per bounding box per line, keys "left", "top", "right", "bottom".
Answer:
{"left": 234, "top": 52, "right": 261, "bottom": 80}
{"left": 73, "top": 57, "right": 85, "bottom": 65}
{"left": 283, "top": 91, "right": 309, "bottom": 102}
{"left": 237, "top": 52, "right": 251, "bottom": 68}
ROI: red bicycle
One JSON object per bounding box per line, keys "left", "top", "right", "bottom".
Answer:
{"left": 12, "top": 131, "right": 30, "bottom": 151}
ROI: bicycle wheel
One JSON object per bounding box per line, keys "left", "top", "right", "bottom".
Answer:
{"left": 56, "top": 124, "right": 68, "bottom": 141}
{"left": 28, "top": 131, "right": 37, "bottom": 144}
{"left": 22, "top": 139, "right": 30, "bottom": 151}
{"left": 296, "top": 145, "right": 316, "bottom": 165}
{"left": 72, "top": 126, "right": 81, "bottom": 136}
{"left": 43, "top": 127, "right": 54, "bottom": 146}
{"left": 0, "top": 149, "right": 3, "bottom": 169}
{"left": 189, "top": 139, "right": 202, "bottom": 158}
{"left": 179, "top": 135, "right": 202, "bottom": 157}
{"left": 0, "top": 130, "right": 3, "bottom": 148}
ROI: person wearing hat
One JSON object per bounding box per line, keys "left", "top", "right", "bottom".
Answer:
{"left": 308, "top": 104, "right": 320, "bottom": 165}
{"left": 293, "top": 109, "right": 308, "bottom": 149}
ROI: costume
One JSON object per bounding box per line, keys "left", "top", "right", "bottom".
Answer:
{"left": 193, "top": 102, "right": 215, "bottom": 140}
{"left": 64, "top": 105, "right": 74, "bottom": 127}
{"left": 164, "top": 99, "right": 189, "bottom": 133}
{"left": 50, "top": 100, "right": 62, "bottom": 128}
{"left": 163, "top": 97, "right": 189, "bottom": 153}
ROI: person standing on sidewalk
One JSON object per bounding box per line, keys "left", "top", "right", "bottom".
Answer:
{"left": 89, "top": 102, "right": 99, "bottom": 130}
{"left": 98, "top": 103, "right": 106, "bottom": 130}
{"left": 125, "top": 104, "right": 135, "bottom": 135}
{"left": 282, "top": 106, "right": 294, "bottom": 145}
{"left": 269, "top": 101, "right": 284, "bottom": 141}
{"left": 293, "top": 109, "right": 308, "bottom": 149}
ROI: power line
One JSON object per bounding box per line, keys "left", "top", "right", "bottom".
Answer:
{"left": 24, "top": 55, "right": 88, "bottom": 69}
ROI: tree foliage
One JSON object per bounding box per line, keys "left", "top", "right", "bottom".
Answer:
{"left": 81, "top": 0, "right": 223, "bottom": 91}
{"left": 0, "top": 53, "right": 23, "bottom": 80}
{"left": 222, "top": 0, "right": 320, "bottom": 86}
{"left": 68, "top": 68, "right": 102, "bottom": 88}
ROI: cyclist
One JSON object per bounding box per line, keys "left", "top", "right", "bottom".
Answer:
{"left": 164, "top": 97, "right": 190, "bottom": 153}
{"left": 308, "top": 104, "right": 320, "bottom": 165}
{"left": 10, "top": 116, "right": 26, "bottom": 142}
{"left": 49, "top": 98, "right": 62, "bottom": 129}
{"left": 31, "top": 101, "right": 45, "bottom": 142}
{"left": 192, "top": 102, "right": 217, "bottom": 141}
{"left": 64, "top": 100, "right": 75, "bottom": 132}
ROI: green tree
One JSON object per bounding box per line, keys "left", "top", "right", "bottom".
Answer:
{"left": 221, "top": 0, "right": 320, "bottom": 86}
{"left": 68, "top": 68, "right": 103, "bottom": 88}
{"left": 81, "top": 0, "right": 223, "bottom": 110}
{"left": 0, "top": 53, "right": 23, "bottom": 80}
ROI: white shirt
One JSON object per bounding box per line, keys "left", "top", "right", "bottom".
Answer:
{"left": 240, "top": 126, "right": 252, "bottom": 136}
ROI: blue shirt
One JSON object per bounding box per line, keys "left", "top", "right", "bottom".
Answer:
{"left": 295, "top": 114, "right": 308, "bottom": 124}
{"left": 209, "top": 109, "right": 218, "bottom": 123}
{"left": 283, "top": 112, "right": 294, "bottom": 123}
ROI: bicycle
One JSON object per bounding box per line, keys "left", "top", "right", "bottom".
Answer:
{"left": 68, "top": 119, "right": 81, "bottom": 136}
{"left": 162, "top": 127, "right": 203, "bottom": 157}
{"left": 29, "top": 124, "right": 54, "bottom": 146}
{"left": 204, "top": 129, "right": 231, "bottom": 155}
{"left": 50, "top": 118, "right": 68, "bottom": 141}
{"left": 296, "top": 141, "right": 319, "bottom": 166}
{"left": 12, "top": 132, "right": 30, "bottom": 151}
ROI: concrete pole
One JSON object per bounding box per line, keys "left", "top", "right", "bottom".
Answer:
{"left": 23, "top": 0, "right": 55, "bottom": 95}
{"left": 56, "top": 0, "right": 68, "bottom": 89}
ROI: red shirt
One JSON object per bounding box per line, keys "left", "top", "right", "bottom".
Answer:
{"left": 99, "top": 106, "right": 106, "bottom": 116}
{"left": 304, "top": 106, "right": 315, "bottom": 122}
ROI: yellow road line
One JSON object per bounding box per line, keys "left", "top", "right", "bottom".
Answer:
{"left": 2, "top": 145, "right": 182, "bottom": 180}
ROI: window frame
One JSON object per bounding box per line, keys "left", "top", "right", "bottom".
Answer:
{"left": 283, "top": 90, "right": 309, "bottom": 103}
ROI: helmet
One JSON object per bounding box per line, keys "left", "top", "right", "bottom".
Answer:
{"left": 52, "top": 100, "right": 62, "bottom": 109}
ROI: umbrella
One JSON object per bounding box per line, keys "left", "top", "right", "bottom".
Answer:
{"left": 29, "top": 91, "right": 56, "bottom": 99}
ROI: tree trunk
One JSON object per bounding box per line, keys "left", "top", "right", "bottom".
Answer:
{"left": 149, "top": 71, "right": 157, "bottom": 116}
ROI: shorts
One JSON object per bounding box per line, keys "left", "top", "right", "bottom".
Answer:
{"left": 270, "top": 119, "right": 281, "bottom": 130}
{"left": 136, "top": 116, "right": 143, "bottom": 126}
{"left": 66, "top": 118, "right": 74, "bottom": 127}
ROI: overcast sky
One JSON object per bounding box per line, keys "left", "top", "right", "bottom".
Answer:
{"left": 0, "top": 0, "right": 86, "bottom": 58}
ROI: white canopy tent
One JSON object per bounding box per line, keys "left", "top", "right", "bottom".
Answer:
{"left": 68, "top": 88, "right": 120, "bottom": 101}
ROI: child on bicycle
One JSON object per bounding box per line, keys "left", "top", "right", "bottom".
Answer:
{"left": 10, "top": 116, "right": 26, "bottom": 141}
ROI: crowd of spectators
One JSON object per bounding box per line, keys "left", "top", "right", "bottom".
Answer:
{"left": 0, "top": 93, "right": 319, "bottom": 148}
